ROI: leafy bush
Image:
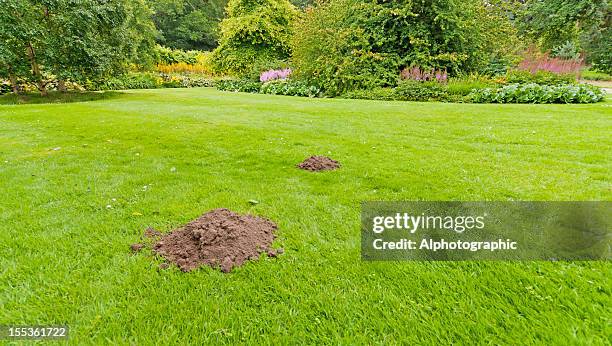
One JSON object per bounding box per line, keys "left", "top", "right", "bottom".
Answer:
{"left": 343, "top": 83, "right": 465, "bottom": 102}
{"left": 469, "top": 83, "right": 605, "bottom": 104}
{"left": 155, "top": 45, "right": 202, "bottom": 65}
{"left": 446, "top": 74, "right": 498, "bottom": 96}
{"left": 344, "top": 76, "right": 492, "bottom": 102}
{"left": 212, "top": 0, "right": 298, "bottom": 75}
{"left": 291, "top": 0, "right": 521, "bottom": 96}
{"left": 552, "top": 41, "right": 581, "bottom": 60}
{"left": 480, "top": 57, "right": 514, "bottom": 77}
{"left": 342, "top": 88, "right": 398, "bottom": 101}
{"left": 215, "top": 79, "right": 262, "bottom": 93}
{"left": 260, "top": 79, "right": 320, "bottom": 97}
{"left": 505, "top": 70, "right": 576, "bottom": 85}
{"left": 394, "top": 81, "right": 450, "bottom": 102}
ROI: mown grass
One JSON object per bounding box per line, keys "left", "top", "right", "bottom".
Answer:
{"left": 0, "top": 91, "right": 122, "bottom": 105}
{"left": 0, "top": 88, "right": 610, "bottom": 344}
{"left": 582, "top": 68, "right": 612, "bottom": 81}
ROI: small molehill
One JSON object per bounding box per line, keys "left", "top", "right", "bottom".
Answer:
{"left": 297, "top": 156, "right": 340, "bottom": 171}
{"left": 153, "top": 208, "right": 279, "bottom": 273}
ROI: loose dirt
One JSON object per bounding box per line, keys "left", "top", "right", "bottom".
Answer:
{"left": 130, "top": 243, "right": 144, "bottom": 252}
{"left": 153, "top": 208, "right": 279, "bottom": 272}
{"left": 297, "top": 156, "right": 340, "bottom": 171}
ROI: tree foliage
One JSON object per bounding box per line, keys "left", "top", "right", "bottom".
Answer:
{"left": 516, "top": 0, "right": 610, "bottom": 73}
{"left": 149, "top": 0, "right": 227, "bottom": 51}
{"left": 291, "top": 0, "right": 520, "bottom": 95}
{"left": 0, "top": 0, "right": 156, "bottom": 94}
{"left": 518, "top": 0, "right": 609, "bottom": 50}
{"left": 211, "top": 0, "right": 298, "bottom": 75}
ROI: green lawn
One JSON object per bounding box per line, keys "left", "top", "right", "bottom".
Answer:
{"left": 1, "top": 88, "right": 610, "bottom": 344}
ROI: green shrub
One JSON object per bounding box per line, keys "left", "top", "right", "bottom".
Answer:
{"left": 480, "top": 57, "right": 515, "bottom": 76}
{"left": 344, "top": 82, "right": 470, "bottom": 102}
{"left": 552, "top": 41, "right": 581, "bottom": 60}
{"left": 216, "top": 79, "right": 262, "bottom": 93}
{"left": 394, "top": 81, "right": 450, "bottom": 102}
{"left": 469, "top": 83, "right": 605, "bottom": 104}
{"left": 260, "top": 79, "right": 320, "bottom": 97}
{"left": 447, "top": 74, "right": 498, "bottom": 96}
{"left": 154, "top": 45, "right": 203, "bottom": 65}
{"left": 212, "top": 0, "right": 297, "bottom": 75}
{"left": 342, "top": 88, "right": 398, "bottom": 101}
{"left": 505, "top": 70, "right": 576, "bottom": 85}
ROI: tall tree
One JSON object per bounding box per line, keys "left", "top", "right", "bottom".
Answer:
{"left": 0, "top": 0, "right": 47, "bottom": 94}
{"left": 149, "top": 0, "right": 228, "bottom": 51}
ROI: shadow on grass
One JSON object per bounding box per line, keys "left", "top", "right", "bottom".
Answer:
{"left": 0, "top": 91, "right": 123, "bottom": 105}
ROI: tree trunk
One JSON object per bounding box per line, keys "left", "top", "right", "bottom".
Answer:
{"left": 25, "top": 42, "right": 47, "bottom": 96}
{"left": 7, "top": 66, "right": 20, "bottom": 94}
{"left": 57, "top": 79, "right": 67, "bottom": 92}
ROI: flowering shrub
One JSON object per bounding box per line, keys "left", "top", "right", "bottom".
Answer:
{"left": 400, "top": 67, "right": 448, "bottom": 83}
{"left": 260, "top": 69, "right": 292, "bottom": 82}
{"left": 517, "top": 51, "right": 583, "bottom": 76}
{"left": 469, "top": 83, "right": 605, "bottom": 104}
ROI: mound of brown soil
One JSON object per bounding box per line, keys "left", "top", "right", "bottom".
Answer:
{"left": 153, "top": 208, "right": 278, "bottom": 272}
{"left": 297, "top": 156, "right": 340, "bottom": 171}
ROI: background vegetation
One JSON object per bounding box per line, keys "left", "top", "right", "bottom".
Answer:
{"left": 0, "top": 0, "right": 609, "bottom": 102}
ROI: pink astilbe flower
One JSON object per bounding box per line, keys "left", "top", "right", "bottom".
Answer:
{"left": 260, "top": 68, "right": 292, "bottom": 82}
{"left": 400, "top": 66, "right": 447, "bottom": 83}
{"left": 517, "top": 49, "right": 583, "bottom": 76}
